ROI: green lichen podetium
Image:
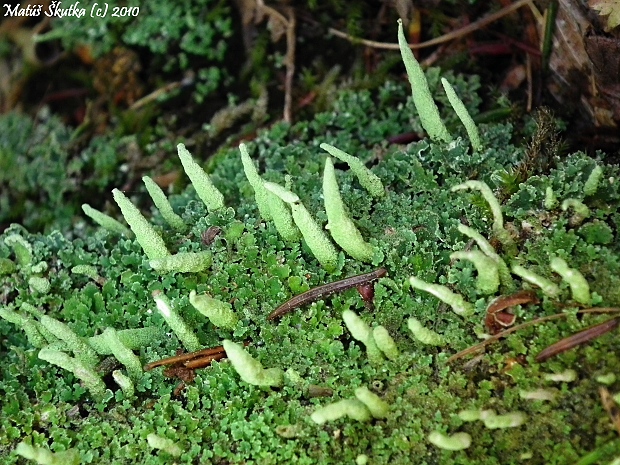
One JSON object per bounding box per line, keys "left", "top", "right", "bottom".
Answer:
{"left": 397, "top": 19, "right": 451, "bottom": 143}
{"left": 264, "top": 181, "right": 339, "bottom": 272}
{"left": 177, "top": 143, "right": 225, "bottom": 212}
{"left": 142, "top": 176, "right": 187, "bottom": 232}
{"left": 2, "top": 26, "right": 620, "bottom": 465}
{"left": 112, "top": 189, "right": 171, "bottom": 261}
{"left": 240, "top": 144, "right": 300, "bottom": 242}
{"left": 323, "top": 157, "right": 375, "bottom": 262}
{"left": 440, "top": 77, "right": 483, "bottom": 151}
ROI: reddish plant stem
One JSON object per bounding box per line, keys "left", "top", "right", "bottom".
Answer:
{"left": 268, "top": 268, "right": 388, "bottom": 321}
{"left": 447, "top": 308, "right": 620, "bottom": 363}
{"left": 535, "top": 317, "right": 619, "bottom": 362}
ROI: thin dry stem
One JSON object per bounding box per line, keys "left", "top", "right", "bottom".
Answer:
{"left": 328, "top": 0, "right": 533, "bottom": 51}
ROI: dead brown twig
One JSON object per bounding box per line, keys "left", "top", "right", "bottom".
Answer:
{"left": 255, "top": 0, "right": 296, "bottom": 123}
{"left": 600, "top": 387, "right": 620, "bottom": 437}
{"left": 328, "top": 0, "right": 534, "bottom": 51}
{"left": 144, "top": 345, "right": 227, "bottom": 371}
{"left": 447, "top": 307, "right": 620, "bottom": 364}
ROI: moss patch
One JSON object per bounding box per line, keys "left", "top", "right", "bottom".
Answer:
{"left": 1, "top": 71, "right": 620, "bottom": 464}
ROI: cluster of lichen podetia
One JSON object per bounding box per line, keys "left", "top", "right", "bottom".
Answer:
{"left": 1, "top": 20, "right": 611, "bottom": 461}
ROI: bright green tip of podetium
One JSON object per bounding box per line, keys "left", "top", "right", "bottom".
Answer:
{"left": 38, "top": 346, "right": 106, "bottom": 400}
{"left": 397, "top": 19, "right": 451, "bottom": 143}
{"left": 323, "top": 157, "right": 375, "bottom": 262}
{"left": 100, "top": 327, "right": 143, "bottom": 381}
{"left": 222, "top": 340, "right": 283, "bottom": 387}
{"left": 511, "top": 264, "right": 560, "bottom": 298}
{"left": 189, "top": 290, "right": 238, "bottom": 330}
{"left": 342, "top": 310, "right": 385, "bottom": 363}
{"left": 239, "top": 143, "right": 272, "bottom": 220}
{"left": 177, "top": 143, "right": 225, "bottom": 212}
{"left": 112, "top": 189, "right": 170, "bottom": 260}
{"left": 354, "top": 386, "right": 389, "bottom": 419}
{"left": 452, "top": 180, "right": 517, "bottom": 256}
{"left": 4, "top": 234, "right": 33, "bottom": 267}
{"left": 319, "top": 143, "right": 384, "bottom": 198}
{"left": 407, "top": 317, "right": 445, "bottom": 346}
{"left": 146, "top": 434, "right": 182, "bottom": 458}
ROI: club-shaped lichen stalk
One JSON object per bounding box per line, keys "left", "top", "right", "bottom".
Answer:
{"left": 456, "top": 224, "right": 512, "bottom": 289}
{"left": 149, "top": 251, "right": 212, "bottom": 273}
{"left": 239, "top": 143, "right": 272, "bottom": 220}
{"left": 112, "top": 189, "right": 171, "bottom": 261}
{"left": 451, "top": 250, "right": 500, "bottom": 294}
{"left": 264, "top": 181, "right": 338, "bottom": 272}
{"left": 409, "top": 276, "right": 474, "bottom": 316}
{"left": 146, "top": 434, "right": 182, "bottom": 457}
{"left": 189, "top": 290, "right": 238, "bottom": 330}
{"left": 82, "top": 204, "right": 133, "bottom": 237}
{"left": 142, "top": 175, "right": 187, "bottom": 232}
{"left": 561, "top": 199, "right": 590, "bottom": 226}
{"left": 88, "top": 327, "right": 164, "bottom": 355}
{"left": 543, "top": 369, "right": 577, "bottom": 382}
{"left": 440, "top": 78, "right": 483, "bottom": 151}
{"left": 319, "top": 143, "right": 385, "bottom": 198}
{"left": 222, "top": 339, "right": 284, "bottom": 387}
{"left": 0, "top": 307, "right": 47, "bottom": 348}
{"left": 40, "top": 315, "right": 99, "bottom": 367}
{"left": 177, "top": 143, "right": 225, "bottom": 212}
{"left": 549, "top": 257, "right": 591, "bottom": 305}
{"left": 372, "top": 325, "right": 399, "bottom": 360}
{"left": 407, "top": 317, "right": 445, "bottom": 346}
{"left": 584, "top": 165, "right": 603, "bottom": 196}
{"left": 342, "top": 309, "right": 384, "bottom": 363}
{"left": 151, "top": 290, "right": 201, "bottom": 352}
{"left": 323, "top": 157, "right": 375, "bottom": 262}
{"left": 511, "top": 264, "right": 560, "bottom": 298}
{"left": 101, "top": 327, "right": 143, "bottom": 381}
{"left": 397, "top": 19, "right": 452, "bottom": 143}
{"left": 240, "top": 144, "right": 300, "bottom": 242}
{"left": 112, "top": 370, "right": 135, "bottom": 397}
{"left": 452, "top": 180, "right": 517, "bottom": 256}
{"left": 544, "top": 186, "right": 558, "bottom": 209}
{"left": 38, "top": 346, "right": 106, "bottom": 399}
{"left": 15, "top": 442, "right": 80, "bottom": 465}
{"left": 310, "top": 399, "right": 371, "bottom": 424}
{"left": 481, "top": 411, "right": 527, "bottom": 429}
{"left": 354, "top": 386, "right": 389, "bottom": 419}
{"left": 427, "top": 431, "right": 471, "bottom": 451}
{"left": 21, "top": 303, "right": 58, "bottom": 344}
{"left": 4, "top": 234, "right": 33, "bottom": 267}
